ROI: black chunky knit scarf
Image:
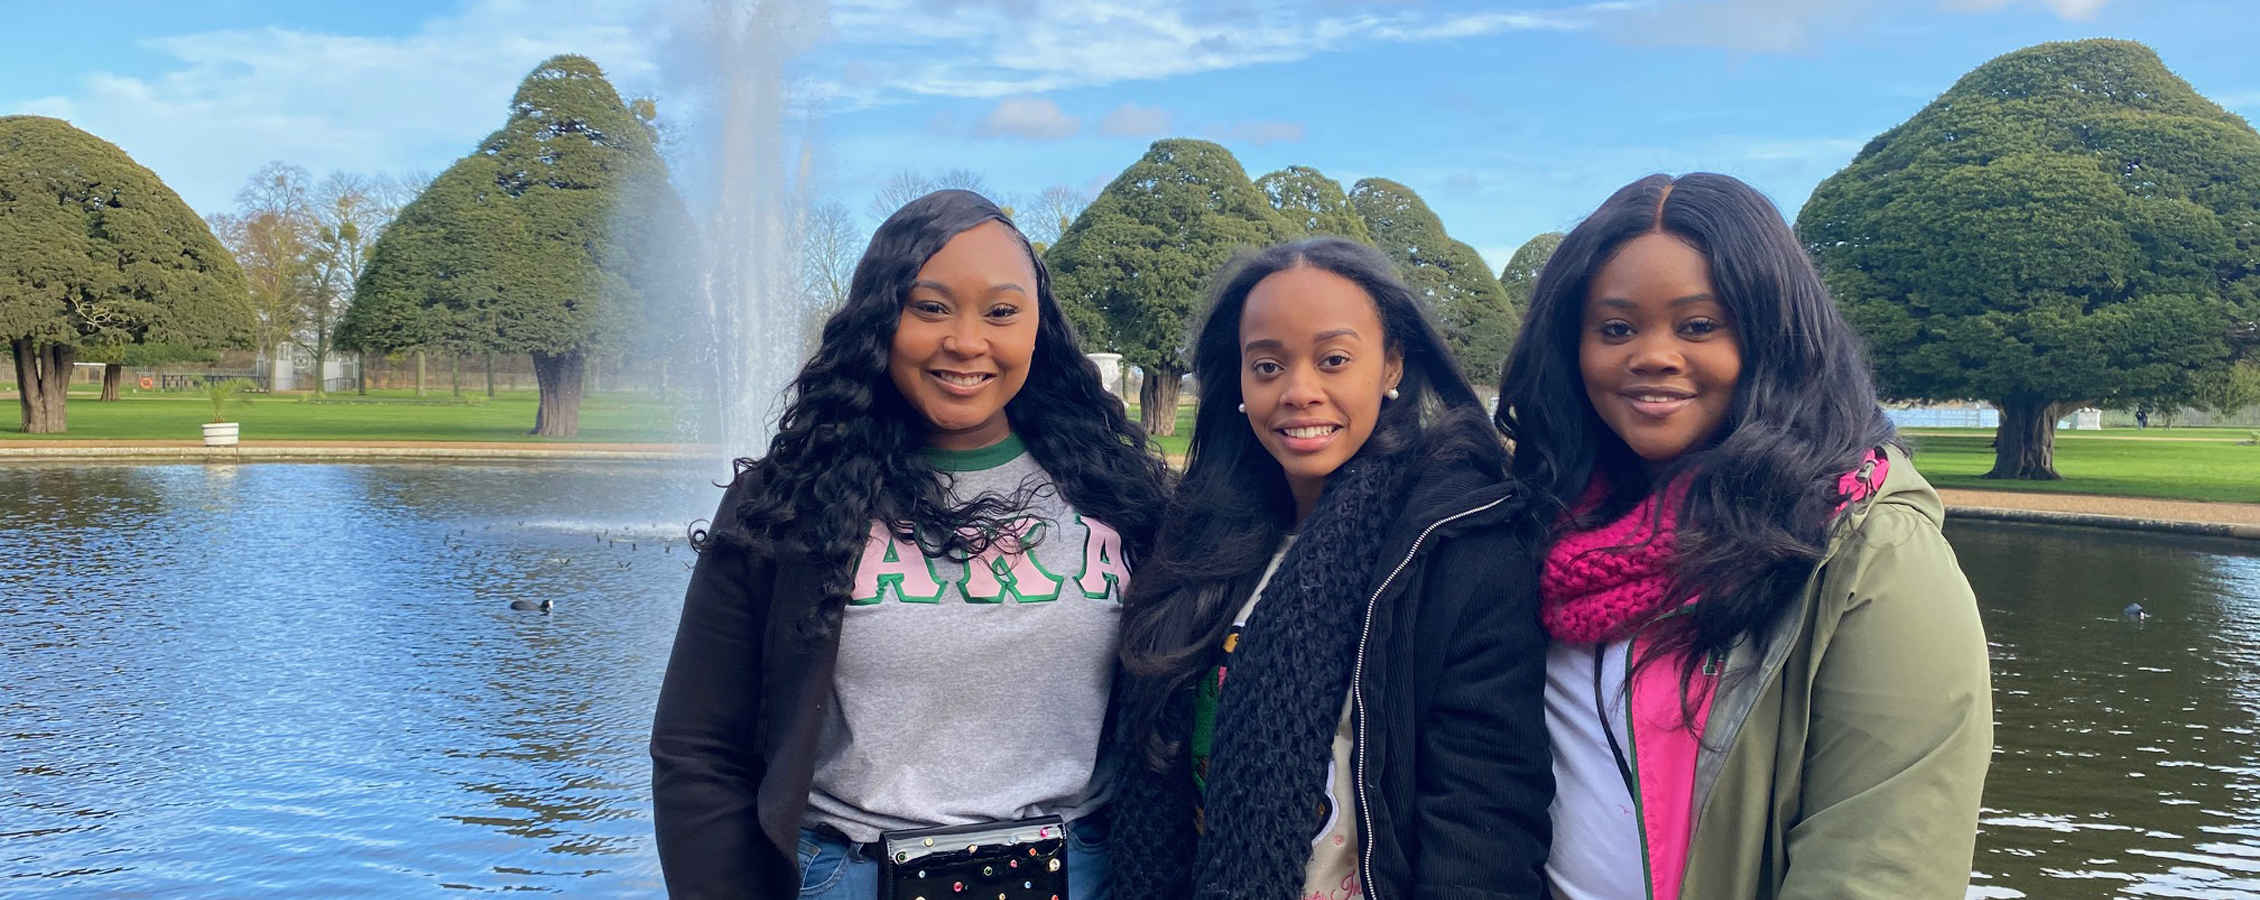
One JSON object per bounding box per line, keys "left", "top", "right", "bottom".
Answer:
{"left": 1111, "top": 443, "right": 1418, "bottom": 900}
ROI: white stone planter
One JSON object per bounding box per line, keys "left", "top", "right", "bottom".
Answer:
{"left": 202, "top": 422, "right": 240, "bottom": 447}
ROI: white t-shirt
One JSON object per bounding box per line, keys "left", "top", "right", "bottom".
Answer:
{"left": 1543, "top": 639, "right": 1645, "bottom": 900}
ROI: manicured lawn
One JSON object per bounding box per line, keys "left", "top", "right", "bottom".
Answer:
{"left": 1903, "top": 433, "right": 2260, "bottom": 504}
{"left": 1902, "top": 426, "right": 2256, "bottom": 441}
{"left": 1125, "top": 403, "right": 1195, "bottom": 459}
{"left": 2, "top": 389, "right": 690, "bottom": 443}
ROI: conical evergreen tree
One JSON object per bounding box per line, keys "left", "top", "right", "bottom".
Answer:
{"left": 0, "top": 116, "right": 250, "bottom": 432}
{"left": 1047, "top": 139, "right": 1295, "bottom": 435}
{"left": 340, "top": 55, "right": 694, "bottom": 436}
{"left": 1351, "top": 177, "right": 1518, "bottom": 384}
{"left": 1800, "top": 39, "right": 2260, "bottom": 479}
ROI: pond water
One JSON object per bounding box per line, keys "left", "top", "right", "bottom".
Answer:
{"left": 3, "top": 462, "right": 2256, "bottom": 898}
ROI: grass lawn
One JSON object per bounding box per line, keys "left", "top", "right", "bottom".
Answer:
{"left": 1125, "top": 403, "right": 1195, "bottom": 459}
{"left": 1903, "top": 432, "right": 2260, "bottom": 504}
{"left": 1901, "top": 425, "right": 2257, "bottom": 441}
{"left": 2, "top": 388, "right": 689, "bottom": 443}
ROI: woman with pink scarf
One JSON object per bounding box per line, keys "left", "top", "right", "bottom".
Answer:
{"left": 1493, "top": 173, "right": 1992, "bottom": 900}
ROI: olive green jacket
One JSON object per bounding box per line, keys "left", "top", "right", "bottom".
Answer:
{"left": 1679, "top": 446, "right": 1993, "bottom": 899}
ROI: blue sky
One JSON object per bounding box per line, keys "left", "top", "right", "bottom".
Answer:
{"left": 6, "top": 0, "right": 2255, "bottom": 270}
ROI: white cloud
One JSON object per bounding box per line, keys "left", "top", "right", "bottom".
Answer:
{"left": 2, "top": 0, "right": 664, "bottom": 216}
{"left": 1100, "top": 102, "right": 1173, "bottom": 137}
{"left": 815, "top": 0, "right": 1589, "bottom": 103}
{"left": 974, "top": 96, "right": 1081, "bottom": 140}
{"left": 3, "top": 0, "right": 1607, "bottom": 213}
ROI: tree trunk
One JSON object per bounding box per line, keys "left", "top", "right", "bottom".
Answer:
{"left": 530, "top": 349, "right": 586, "bottom": 437}
{"left": 356, "top": 353, "right": 367, "bottom": 395}
{"left": 414, "top": 349, "right": 427, "bottom": 397}
{"left": 1138, "top": 363, "right": 1185, "bottom": 437}
{"left": 1987, "top": 398, "right": 2065, "bottom": 480}
{"left": 312, "top": 344, "right": 327, "bottom": 398}
{"left": 451, "top": 352, "right": 462, "bottom": 397}
{"left": 100, "top": 363, "right": 123, "bottom": 401}
{"left": 485, "top": 350, "right": 496, "bottom": 398}
{"left": 12, "top": 339, "right": 74, "bottom": 433}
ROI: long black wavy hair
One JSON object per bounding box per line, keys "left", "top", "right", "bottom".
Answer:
{"left": 697, "top": 189, "right": 1171, "bottom": 639}
{"left": 1495, "top": 172, "right": 1897, "bottom": 666}
{"left": 1118, "top": 236, "right": 1503, "bottom": 768}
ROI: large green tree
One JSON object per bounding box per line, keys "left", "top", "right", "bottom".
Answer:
{"left": 0, "top": 116, "right": 250, "bottom": 433}
{"left": 1046, "top": 138, "right": 1296, "bottom": 435}
{"left": 339, "top": 55, "right": 692, "bottom": 436}
{"left": 1256, "top": 165, "right": 1370, "bottom": 243}
{"left": 1499, "top": 231, "right": 1565, "bottom": 317}
{"left": 1350, "top": 178, "right": 1519, "bottom": 384}
{"left": 1801, "top": 39, "right": 2260, "bottom": 479}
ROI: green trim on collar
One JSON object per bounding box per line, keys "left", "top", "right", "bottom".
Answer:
{"left": 923, "top": 433, "right": 1027, "bottom": 472}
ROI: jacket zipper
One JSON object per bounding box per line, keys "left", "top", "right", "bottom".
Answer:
{"left": 1352, "top": 493, "right": 1512, "bottom": 900}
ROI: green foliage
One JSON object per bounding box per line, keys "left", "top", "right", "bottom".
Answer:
{"left": 339, "top": 56, "right": 695, "bottom": 361}
{"left": 1499, "top": 231, "right": 1565, "bottom": 315}
{"left": 0, "top": 116, "right": 252, "bottom": 352}
{"left": 2191, "top": 359, "right": 2260, "bottom": 415}
{"left": 1799, "top": 39, "right": 2260, "bottom": 416}
{"left": 78, "top": 342, "right": 222, "bottom": 367}
{"left": 1046, "top": 138, "right": 1296, "bottom": 375}
{"left": 1349, "top": 178, "right": 1518, "bottom": 383}
{"left": 199, "top": 378, "right": 256, "bottom": 424}
{"left": 1255, "top": 166, "right": 1370, "bottom": 243}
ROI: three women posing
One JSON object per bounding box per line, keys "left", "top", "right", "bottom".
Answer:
{"left": 653, "top": 172, "right": 1992, "bottom": 900}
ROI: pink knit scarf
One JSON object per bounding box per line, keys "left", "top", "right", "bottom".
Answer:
{"left": 1540, "top": 451, "right": 1887, "bottom": 645}
{"left": 1539, "top": 477, "right": 1688, "bottom": 645}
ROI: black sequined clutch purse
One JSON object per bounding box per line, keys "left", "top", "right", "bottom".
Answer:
{"left": 877, "top": 815, "right": 1068, "bottom": 900}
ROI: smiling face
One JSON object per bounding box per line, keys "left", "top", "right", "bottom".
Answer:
{"left": 1239, "top": 265, "right": 1403, "bottom": 518}
{"left": 887, "top": 220, "right": 1041, "bottom": 451}
{"left": 1578, "top": 232, "right": 1743, "bottom": 466}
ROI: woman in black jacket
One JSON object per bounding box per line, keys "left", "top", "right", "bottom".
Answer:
{"left": 650, "top": 190, "right": 1171, "bottom": 900}
{"left": 1113, "top": 237, "right": 1552, "bottom": 900}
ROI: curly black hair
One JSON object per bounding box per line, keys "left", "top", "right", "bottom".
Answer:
{"left": 696, "top": 189, "right": 1171, "bottom": 640}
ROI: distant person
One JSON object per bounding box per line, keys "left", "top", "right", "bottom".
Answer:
{"left": 651, "top": 190, "right": 1170, "bottom": 900}
{"left": 2136, "top": 409, "right": 2149, "bottom": 429}
{"left": 1495, "top": 173, "right": 1992, "bottom": 899}
{"left": 1109, "top": 238, "right": 1552, "bottom": 899}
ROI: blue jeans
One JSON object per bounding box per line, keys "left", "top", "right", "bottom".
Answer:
{"left": 796, "top": 814, "right": 1112, "bottom": 900}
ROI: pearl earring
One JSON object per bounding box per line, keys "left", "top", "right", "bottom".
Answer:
{"left": 1386, "top": 388, "right": 1400, "bottom": 400}
{"left": 1237, "top": 402, "right": 1246, "bottom": 413}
